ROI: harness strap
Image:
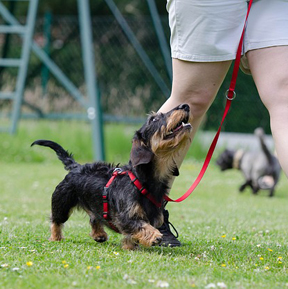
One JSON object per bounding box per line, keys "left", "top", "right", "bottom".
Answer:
{"left": 103, "top": 169, "right": 126, "bottom": 233}
{"left": 127, "top": 171, "right": 162, "bottom": 208}
{"left": 164, "top": 0, "right": 253, "bottom": 203}
{"left": 105, "top": 169, "right": 126, "bottom": 188}
{"left": 103, "top": 169, "right": 161, "bottom": 227}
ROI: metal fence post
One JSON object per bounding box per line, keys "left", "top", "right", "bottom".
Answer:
{"left": 146, "top": 0, "right": 172, "bottom": 82}
{"left": 41, "top": 11, "right": 52, "bottom": 96}
{"left": 77, "top": 0, "right": 105, "bottom": 161}
{"left": 10, "top": 0, "right": 39, "bottom": 133}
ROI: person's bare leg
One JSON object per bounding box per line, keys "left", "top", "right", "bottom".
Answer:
{"left": 247, "top": 46, "right": 288, "bottom": 177}
{"left": 158, "top": 59, "right": 232, "bottom": 176}
{"left": 157, "top": 59, "right": 231, "bottom": 246}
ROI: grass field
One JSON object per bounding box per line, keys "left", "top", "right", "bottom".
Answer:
{"left": 1, "top": 120, "right": 288, "bottom": 288}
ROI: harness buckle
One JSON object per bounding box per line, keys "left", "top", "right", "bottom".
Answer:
{"left": 103, "top": 187, "right": 108, "bottom": 219}
{"left": 131, "top": 177, "right": 137, "bottom": 183}
{"left": 103, "top": 186, "right": 108, "bottom": 198}
{"left": 140, "top": 187, "right": 148, "bottom": 195}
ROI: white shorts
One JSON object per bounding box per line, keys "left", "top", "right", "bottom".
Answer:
{"left": 167, "top": 0, "right": 288, "bottom": 73}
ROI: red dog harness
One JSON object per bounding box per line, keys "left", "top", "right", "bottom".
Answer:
{"left": 103, "top": 168, "right": 162, "bottom": 226}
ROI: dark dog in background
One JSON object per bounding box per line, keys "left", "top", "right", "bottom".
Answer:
{"left": 216, "top": 128, "right": 281, "bottom": 197}
{"left": 31, "top": 104, "right": 193, "bottom": 250}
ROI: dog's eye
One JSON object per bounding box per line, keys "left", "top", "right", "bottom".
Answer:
{"left": 149, "top": 116, "right": 158, "bottom": 123}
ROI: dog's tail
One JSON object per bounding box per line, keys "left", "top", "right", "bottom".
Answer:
{"left": 254, "top": 128, "right": 274, "bottom": 165}
{"left": 31, "top": 139, "right": 78, "bottom": 171}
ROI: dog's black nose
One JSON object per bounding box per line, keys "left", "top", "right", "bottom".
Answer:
{"left": 179, "top": 104, "right": 190, "bottom": 112}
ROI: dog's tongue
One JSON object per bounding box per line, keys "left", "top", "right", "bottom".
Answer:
{"left": 174, "top": 122, "right": 191, "bottom": 132}
{"left": 173, "top": 123, "right": 183, "bottom": 132}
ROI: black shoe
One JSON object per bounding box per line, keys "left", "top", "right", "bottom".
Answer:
{"left": 157, "top": 209, "right": 181, "bottom": 247}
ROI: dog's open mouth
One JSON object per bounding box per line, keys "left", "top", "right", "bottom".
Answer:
{"left": 165, "top": 116, "right": 192, "bottom": 139}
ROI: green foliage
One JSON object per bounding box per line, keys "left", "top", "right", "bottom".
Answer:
{"left": 6, "top": 0, "right": 166, "bottom": 17}
{"left": 204, "top": 67, "right": 271, "bottom": 134}
{"left": 2, "top": 11, "right": 268, "bottom": 134}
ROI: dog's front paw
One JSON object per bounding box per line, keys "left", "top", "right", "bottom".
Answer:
{"left": 132, "top": 224, "right": 163, "bottom": 247}
{"left": 49, "top": 235, "right": 63, "bottom": 241}
{"left": 91, "top": 231, "right": 108, "bottom": 243}
{"left": 90, "top": 224, "right": 108, "bottom": 243}
{"left": 94, "top": 235, "right": 108, "bottom": 243}
{"left": 152, "top": 234, "right": 163, "bottom": 246}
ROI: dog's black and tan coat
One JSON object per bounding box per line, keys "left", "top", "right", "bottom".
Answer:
{"left": 32, "top": 104, "right": 193, "bottom": 250}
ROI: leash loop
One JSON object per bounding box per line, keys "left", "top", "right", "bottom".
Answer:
{"left": 225, "top": 89, "right": 236, "bottom": 101}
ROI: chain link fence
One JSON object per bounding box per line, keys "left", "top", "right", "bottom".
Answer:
{"left": 0, "top": 13, "right": 270, "bottom": 133}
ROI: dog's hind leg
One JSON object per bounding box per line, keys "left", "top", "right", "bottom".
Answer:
{"left": 49, "top": 184, "right": 78, "bottom": 241}
{"left": 239, "top": 183, "right": 247, "bottom": 192}
{"left": 250, "top": 179, "right": 260, "bottom": 195}
{"left": 269, "top": 187, "right": 275, "bottom": 197}
{"left": 50, "top": 223, "right": 64, "bottom": 241}
{"left": 252, "top": 186, "right": 259, "bottom": 195}
{"left": 239, "top": 180, "right": 252, "bottom": 192}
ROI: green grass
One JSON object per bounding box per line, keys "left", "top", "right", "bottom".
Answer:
{"left": 1, "top": 120, "right": 288, "bottom": 288}
{"left": 0, "top": 120, "right": 137, "bottom": 164}
{"left": 0, "top": 120, "right": 207, "bottom": 164}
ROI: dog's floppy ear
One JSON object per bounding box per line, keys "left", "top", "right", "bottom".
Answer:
{"left": 130, "top": 139, "right": 154, "bottom": 167}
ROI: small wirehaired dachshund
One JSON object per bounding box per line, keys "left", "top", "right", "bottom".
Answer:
{"left": 31, "top": 104, "right": 193, "bottom": 250}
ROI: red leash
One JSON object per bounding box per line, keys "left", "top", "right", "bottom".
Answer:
{"left": 164, "top": 0, "right": 253, "bottom": 203}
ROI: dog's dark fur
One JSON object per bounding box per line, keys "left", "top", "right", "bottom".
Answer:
{"left": 216, "top": 128, "right": 281, "bottom": 197}
{"left": 31, "top": 104, "right": 193, "bottom": 250}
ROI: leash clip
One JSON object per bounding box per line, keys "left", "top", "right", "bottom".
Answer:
{"left": 225, "top": 89, "right": 236, "bottom": 100}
